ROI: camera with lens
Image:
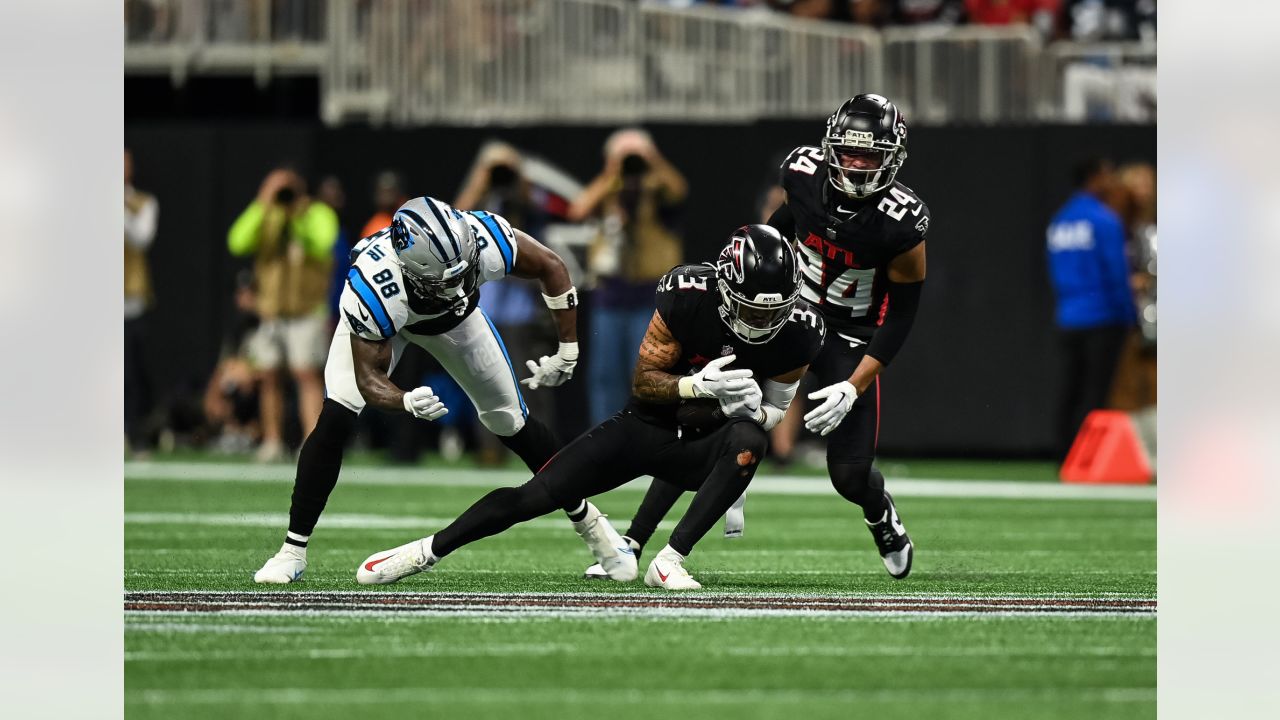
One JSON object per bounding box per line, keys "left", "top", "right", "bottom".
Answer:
{"left": 620, "top": 153, "right": 649, "bottom": 178}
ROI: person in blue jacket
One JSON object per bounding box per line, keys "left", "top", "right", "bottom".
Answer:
{"left": 1046, "top": 157, "right": 1136, "bottom": 460}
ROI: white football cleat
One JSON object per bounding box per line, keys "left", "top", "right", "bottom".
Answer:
{"left": 644, "top": 546, "right": 702, "bottom": 590}
{"left": 253, "top": 545, "right": 307, "bottom": 584}
{"left": 572, "top": 503, "right": 638, "bottom": 581}
{"left": 584, "top": 535, "right": 641, "bottom": 580}
{"left": 356, "top": 537, "right": 436, "bottom": 585}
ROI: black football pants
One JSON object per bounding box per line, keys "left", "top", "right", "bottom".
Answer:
{"left": 432, "top": 411, "right": 769, "bottom": 557}
{"left": 625, "top": 330, "right": 886, "bottom": 548}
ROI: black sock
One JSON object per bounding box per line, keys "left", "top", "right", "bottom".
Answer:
{"left": 861, "top": 467, "right": 888, "bottom": 522}
{"left": 287, "top": 399, "right": 358, "bottom": 537}
{"left": 626, "top": 478, "right": 685, "bottom": 549}
{"left": 566, "top": 500, "right": 588, "bottom": 522}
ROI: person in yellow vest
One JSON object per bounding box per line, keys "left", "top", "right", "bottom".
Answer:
{"left": 125, "top": 148, "right": 158, "bottom": 456}
{"left": 228, "top": 167, "right": 339, "bottom": 462}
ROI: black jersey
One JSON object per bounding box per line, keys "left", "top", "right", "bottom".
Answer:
{"left": 778, "top": 145, "right": 931, "bottom": 339}
{"left": 626, "top": 263, "right": 826, "bottom": 428}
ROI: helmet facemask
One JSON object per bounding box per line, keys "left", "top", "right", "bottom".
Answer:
{"left": 401, "top": 240, "right": 480, "bottom": 308}
{"left": 822, "top": 131, "right": 905, "bottom": 199}
{"left": 717, "top": 279, "right": 800, "bottom": 345}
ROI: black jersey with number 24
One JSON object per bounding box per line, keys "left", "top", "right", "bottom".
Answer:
{"left": 625, "top": 263, "right": 826, "bottom": 429}
{"left": 779, "top": 145, "right": 931, "bottom": 339}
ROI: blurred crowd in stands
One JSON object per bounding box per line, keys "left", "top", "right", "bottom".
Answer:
{"left": 126, "top": 0, "right": 1155, "bottom": 44}
{"left": 654, "top": 0, "right": 1154, "bottom": 41}
{"left": 124, "top": 131, "right": 1155, "bottom": 465}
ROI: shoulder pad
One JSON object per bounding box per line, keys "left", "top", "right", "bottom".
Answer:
{"left": 464, "top": 210, "right": 517, "bottom": 278}
{"left": 657, "top": 264, "right": 715, "bottom": 294}
{"left": 780, "top": 146, "right": 825, "bottom": 195}
{"left": 342, "top": 257, "right": 406, "bottom": 340}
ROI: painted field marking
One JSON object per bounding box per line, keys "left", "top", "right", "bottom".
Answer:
{"left": 124, "top": 590, "right": 1155, "bottom": 619}
{"left": 126, "top": 686, "right": 1156, "bottom": 706}
{"left": 125, "top": 460, "right": 1157, "bottom": 501}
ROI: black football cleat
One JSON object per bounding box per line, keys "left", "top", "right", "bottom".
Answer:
{"left": 865, "top": 492, "right": 913, "bottom": 579}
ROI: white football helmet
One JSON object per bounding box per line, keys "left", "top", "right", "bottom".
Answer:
{"left": 390, "top": 196, "right": 479, "bottom": 308}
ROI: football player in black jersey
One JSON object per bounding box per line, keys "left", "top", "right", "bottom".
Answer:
{"left": 353, "top": 225, "right": 825, "bottom": 590}
{"left": 610, "top": 94, "right": 926, "bottom": 580}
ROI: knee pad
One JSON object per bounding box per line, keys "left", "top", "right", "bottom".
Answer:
{"left": 479, "top": 409, "right": 525, "bottom": 437}
{"left": 828, "top": 459, "right": 880, "bottom": 506}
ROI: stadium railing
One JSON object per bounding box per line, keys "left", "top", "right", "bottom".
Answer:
{"left": 125, "top": 0, "right": 328, "bottom": 84}
{"left": 125, "top": 0, "right": 1155, "bottom": 125}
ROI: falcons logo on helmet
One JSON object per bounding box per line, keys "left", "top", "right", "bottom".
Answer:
{"left": 717, "top": 232, "right": 751, "bottom": 285}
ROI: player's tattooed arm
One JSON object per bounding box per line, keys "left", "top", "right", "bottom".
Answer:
{"left": 511, "top": 229, "right": 578, "bottom": 343}
{"left": 632, "top": 311, "right": 683, "bottom": 403}
{"left": 350, "top": 335, "right": 405, "bottom": 413}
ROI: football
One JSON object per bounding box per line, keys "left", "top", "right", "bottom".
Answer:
{"left": 676, "top": 398, "right": 727, "bottom": 433}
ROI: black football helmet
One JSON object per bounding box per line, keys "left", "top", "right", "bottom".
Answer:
{"left": 715, "top": 224, "right": 802, "bottom": 344}
{"left": 822, "top": 93, "right": 908, "bottom": 199}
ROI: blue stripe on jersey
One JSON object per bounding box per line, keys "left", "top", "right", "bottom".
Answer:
{"left": 475, "top": 211, "right": 513, "bottom": 274}
{"left": 347, "top": 266, "right": 395, "bottom": 338}
{"left": 480, "top": 310, "right": 528, "bottom": 419}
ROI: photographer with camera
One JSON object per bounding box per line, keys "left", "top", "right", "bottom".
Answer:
{"left": 228, "top": 167, "right": 340, "bottom": 462}
{"left": 569, "top": 129, "right": 688, "bottom": 425}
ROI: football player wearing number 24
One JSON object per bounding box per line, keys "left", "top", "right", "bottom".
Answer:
{"left": 621, "top": 94, "right": 928, "bottom": 581}
{"left": 253, "top": 196, "right": 632, "bottom": 585}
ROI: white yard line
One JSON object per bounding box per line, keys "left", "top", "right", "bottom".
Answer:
{"left": 127, "top": 686, "right": 1155, "bottom": 706}
{"left": 123, "top": 643, "right": 1153, "bottom": 662}
{"left": 125, "top": 461, "right": 1156, "bottom": 501}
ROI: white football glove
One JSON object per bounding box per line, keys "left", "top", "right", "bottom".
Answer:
{"left": 521, "top": 342, "right": 579, "bottom": 390}
{"left": 679, "top": 354, "right": 756, "bottom": 401}
{"left": 803, "top": 380, "right": 857, "bottom": 436}
{"left": 402, "top": 386, "right": 448, "bottom": 421}
{"left": 718, "top": 379, "right": 762, "bottom": 420}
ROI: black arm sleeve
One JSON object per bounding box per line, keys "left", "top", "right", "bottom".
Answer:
{"left": 866, "top": 279, "right": 923, "bottom": 367}
{"left": 766, "top": 201, "right": 796, "bottom": 241}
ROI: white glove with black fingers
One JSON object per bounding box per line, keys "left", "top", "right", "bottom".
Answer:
{"left": 803, "top": 380, "right": 857, "bottom": 436}
{"left": 678, "top": 354, "right": 756, "bottom": 401}
{"left": 521, "top": 342, "right": 579, "bottom": 390}
{"left": 718, "top": 379, "right": 763, "bottom": 420}
{"left": 403, "top": 386, "right": 448, "bottom": 421}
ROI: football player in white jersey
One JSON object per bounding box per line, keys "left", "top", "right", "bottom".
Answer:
{"left": 254, "top": 196, "right": 636, "bottom": 584}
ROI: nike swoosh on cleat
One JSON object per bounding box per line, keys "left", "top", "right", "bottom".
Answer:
{"left": 292, "top": 569, "right": 303, "bottom": 580}
{"left": 656, "top": 566, "right": 670, "bottom": 583}
{"left": 364, "top": 555, "right": 393, "bottom": 572}
{"left": 618, "top": 547, "right": 634, "bottom": 556}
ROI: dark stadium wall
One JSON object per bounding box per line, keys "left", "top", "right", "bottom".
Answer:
{"left": 123, "top": 122, "right": 1155, "bottom": 457}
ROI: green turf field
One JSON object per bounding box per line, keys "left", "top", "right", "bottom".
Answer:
{"left": 124, "top": 458, "right": 1156, "bottom": 719}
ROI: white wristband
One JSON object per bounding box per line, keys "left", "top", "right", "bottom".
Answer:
{"left": 542, "top": 286, "right": 578, "bottom": 310}
{"left": 557, "top": 341, "right": 579, "bottom": 362}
